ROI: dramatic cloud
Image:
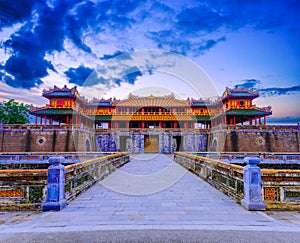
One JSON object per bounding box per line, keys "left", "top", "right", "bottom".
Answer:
{"left": 234, "top": 79, "right": 261, "bottom": 90}
{"left": 100, "top": 51, "right": 133, "bottom": 60}
{"left": 234, "top": 79, "right": 300, "bottom": 97}
{"left": 65, "top": 65, "right": 93, "bottom": 86}
{"left": 122, "top": 66, "right": 142, "bottom": 84}
{"left": 0, "top": 0, "right": 299, "bottom": 91}
{"left": 260, "top": 85, "right": 300, "bottom": 97}
{"left": 65, "top": 62, "right": 142, "bottom": 88}
{"left": 0, "top": 0, "right": 140, "bottom": 89}
{"left": 0, "top": 0, "right": 36, "bottom": 28}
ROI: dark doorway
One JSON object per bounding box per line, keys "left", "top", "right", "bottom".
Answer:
{"left": 173, "top": 136, "right": 182, "bottom": 151}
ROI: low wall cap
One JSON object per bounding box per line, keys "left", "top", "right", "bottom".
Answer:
{"left": 48, "top": 156, "right": 65, "bottom": 164}
{"left": 244, "top": 156, "right": 260, "bottom": 165}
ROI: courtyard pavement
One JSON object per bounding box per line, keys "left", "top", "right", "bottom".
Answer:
{"left": 1, "top": 154, "right": 300, "bottom": 242}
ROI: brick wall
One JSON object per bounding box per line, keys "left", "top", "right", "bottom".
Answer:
{"left": 0, "top": 130, "right": 95, "bottom": 152}
{"left": 209, "top": 130, "right": 300, "bottom": 152}
{"left": 1, "top": 128, "right": 299, "bottom": 153}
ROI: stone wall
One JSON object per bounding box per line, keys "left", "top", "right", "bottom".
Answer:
{"left": 208, "top": 129, "right": 300, "bottom": 152}
{"left": 1, "top": 127, "right": 299, "bottom": 153}
{"left": 0, "top": 129, "right": 95, "bottom": 153}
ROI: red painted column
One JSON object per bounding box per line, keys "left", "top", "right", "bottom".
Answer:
{"left": 35, "top": 116, "right": 38, "bottom": 125}
{"left": 44, "top": 116, "right": 47, "bottom": 125}
{"left": 233, "top": 116, "right": 236, "bottom": 125}
{"left": 50, "top": 117, "right": 53, "bottom": 125}
{"left": 185, "top": 122, "right": 188, "bottom": 129}
{"left": 264, "top": 116, "right": 266, "bottom": 126}
{"left": 66, "top": 115, "right": 69, "bottom": 125}
{"left": 159, "top": 121, "right": 162, "bottom": 128}
{"left": 142, "top": 121, "right": 145, "bottom": 128}
{"left": 126, "top": 121, "right": 129, "bottom": 128}
{"left": 174, "top": 122, "right": 177, "bottom": 128}
{"left": 40, "top": 117, "right": 42, "bottom": 125}
{"left": 76, "top": 115, "right": 78, "bottom": 124}
{"left": 249, "top": 118, "right": 252, "bottom": 125}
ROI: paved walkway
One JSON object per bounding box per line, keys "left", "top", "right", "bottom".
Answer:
{"left": 1, "top": 154, "right": 300, "bottom": 242}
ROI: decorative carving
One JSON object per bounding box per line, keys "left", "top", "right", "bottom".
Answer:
{"left": 0, "top": 189, "right": 24, "bottom": 197}
{"left": 37, "top": 136, "right": 46, "bottom": 145}
{"left": 264, "top": 187, "right": 276, "bottom": 201}
{"left": 256, "top": 136, "right": 265, "bottom": 146}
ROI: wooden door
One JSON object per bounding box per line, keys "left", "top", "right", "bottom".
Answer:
{"left": 144, "top": 135, "right": 159, "bottom": 153}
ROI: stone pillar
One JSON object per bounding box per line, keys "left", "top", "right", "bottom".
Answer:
{"left": 42, "top": 156, "right": 67, "bottom": 211}
{"left": 241, "top": 157, "right": 266, "bottom": 211}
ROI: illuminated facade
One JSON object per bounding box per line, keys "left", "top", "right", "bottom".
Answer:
{"left": 30, "top": 85, "right": 272, "bottom": 153}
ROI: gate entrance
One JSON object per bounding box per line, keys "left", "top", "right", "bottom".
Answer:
{"left": 173, "top": 136, "right": 182, "bottom": 151}
{"left": 144, "top": 135, "right": 159, "bottom": 153}
{"left": 120, "top": 136, "right": 130, "bottom": 152}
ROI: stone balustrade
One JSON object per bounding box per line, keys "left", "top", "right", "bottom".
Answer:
{"left": 261, "top": 169, "right": 300, "bottom": 210}
{"left": 0, "top": 169, "right": 47, "bottom": 210}
{"left": 174, "top": 152, "right": 244, "bottom": 202}
{"left": 0, "top": 152, "right": 129, "bottom": 211}
{"left": 174, "top": 152, "right": 300, "bottom": 210}
{"left": 63, "top": 153, "right": 129, "bottom": 202}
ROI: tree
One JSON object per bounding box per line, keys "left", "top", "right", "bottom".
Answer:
{"left": 0, "top": 99, "right": 29, "bottom": 124}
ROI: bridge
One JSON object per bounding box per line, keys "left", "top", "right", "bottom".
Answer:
{"left": 1, "top": 154, "right": 300, "bottom": 242}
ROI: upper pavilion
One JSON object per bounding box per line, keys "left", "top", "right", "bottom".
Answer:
{"left": 30, "top": 85, "right": 272, "bottom": 129}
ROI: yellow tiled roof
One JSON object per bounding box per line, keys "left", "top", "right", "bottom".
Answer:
{"left": 116, "top": 95, "right": 189, "bottom": 107}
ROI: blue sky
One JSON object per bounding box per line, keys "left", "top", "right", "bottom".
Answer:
{"left": 0, "top": 0, "right": 299, "bottom": 121}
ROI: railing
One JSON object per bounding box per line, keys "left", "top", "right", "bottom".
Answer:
{"left": 0, "top": 124, "right": 94, "bottom": 131}
{"left": 261, "top": 169, "right": 300, "bottom": 210}
{"left": 174, "top": 152, "right": 300, "bottom": 210}
{"left": 174, "top": 152, "right": 244, "bottom": 201}
{"left": 30, "top": 104, "right": 75, "bottom": 111}
{"left": 187, "top": 152, "right": 300, "bottom": 162}
{"left": 64, "top": 153, "right": 129, "bottom": 201}
{"left": 95, "top": 128, "right": 210, "bottom": 133}
{"left": 223, "top": 125, "right": 298, "bottom": 131}
{"left": 0, "top": 169, "right": 47, "bottom": 210}
{"left": 0, "top": 152, "right": 129, "bottom": 210}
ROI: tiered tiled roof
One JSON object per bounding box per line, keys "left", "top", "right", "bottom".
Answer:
{"left": 222, "top": 87, "right": 259, "bottom": 101}
{"left": 116, "top": 94, "right": 189, "bottom": 107}
{"left": 88, "top": 98, "right": 113, "bottom": 107}
{"left": 191, "top": 98, "right": 214, "bottom": 107}
{"left": 43, "top": 85, "right": 78, "bottom": 98}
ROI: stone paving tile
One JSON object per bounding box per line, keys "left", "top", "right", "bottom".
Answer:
{"left": 1, "top": 154, "right": 300, "bottom": 234}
